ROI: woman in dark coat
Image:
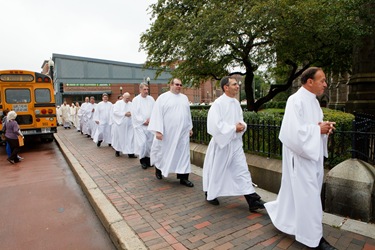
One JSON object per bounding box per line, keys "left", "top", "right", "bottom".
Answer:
{"left": 5, "top": 111, "right": 23, "bottom": 164}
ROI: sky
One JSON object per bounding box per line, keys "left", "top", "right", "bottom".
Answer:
{"left": 0, "top": 0, "right": 157, "bottom": 72}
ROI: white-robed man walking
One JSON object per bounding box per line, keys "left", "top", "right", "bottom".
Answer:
{"left": 131, "top": 83, "right": 155, "bottom": 169}
{"left": 148, "top": 78, "right": 194, "bottom": 187}
{"left": 86, "top": 96, "right": 97, "bottom": 138}
{"left": 60, "top": 101, "right": 71, "bottom": 129}
{"left": 111, "top": 92, "right": 136, "bottom": 158}
{"left": 265, "top": 67, "right": 337, "bottom": 250}
{"left": 79, "top": 97, "right": 89, "bottom": 134}
{"left": 203, "top": 76, "right": 265, "bottom": 211}
{"left": 93, "top": 93, "right": 113, "bottom": 147}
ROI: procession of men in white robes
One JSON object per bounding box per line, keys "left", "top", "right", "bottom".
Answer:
{"left": 111, "top": 92, "right": 136, "bottom": 158}
{"left": 131, "top": 83, "right": 155, "bottom": 169}
{"left": 93, "top": 93, "right": 113, "bottom": 147}
{"left": 148, "top": 78, "right": 194, "bottom": 187}
{"left": 62, "top": 74, "right": 339, "bottom": 250}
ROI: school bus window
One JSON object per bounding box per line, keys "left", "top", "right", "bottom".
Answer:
{"left": 5, "top": 89, "right": 31, "bottom": 103}
{"left": 35, "top": 89, "right": 51, "bottom": 103}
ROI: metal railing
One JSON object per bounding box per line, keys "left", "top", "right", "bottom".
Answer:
{"left": 191, "top": 117, "right": 282, "bottom": 158}
{"left": 351, "top": 112, "right": 375, "bottom": 164}
{"left": 191, "top": 114, "right": 375, "bottom": 168}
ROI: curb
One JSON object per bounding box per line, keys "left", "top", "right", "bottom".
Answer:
{"left": 54, "top": 134, "right": 147, "bottom": 250}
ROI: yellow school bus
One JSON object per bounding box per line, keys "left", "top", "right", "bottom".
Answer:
{"left": 0, "top": 70, "right": 57, "bottom": 141}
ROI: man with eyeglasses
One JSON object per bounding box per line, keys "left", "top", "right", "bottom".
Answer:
{"left": 203, "top": 76, "right": 265, "bottom": 211}
{"left": 148, "top": 78, "right": 194, "bottom": 187}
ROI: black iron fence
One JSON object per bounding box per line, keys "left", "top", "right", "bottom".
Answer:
{"left": 191, "top": 113, "right": 375, "bottom": 168}
{"left": 350, "top": 112, "right": 375, "bottom": 164}
{"left": 191, "top": 117, "right": 282, "bottom": 158}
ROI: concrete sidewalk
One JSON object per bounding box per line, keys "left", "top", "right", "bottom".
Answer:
{"left": 55, "top": 128, "right": 375, "bottom": 250}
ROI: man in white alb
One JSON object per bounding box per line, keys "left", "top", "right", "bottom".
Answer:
{"left": 203, "top": 76, "right": 265, "bottom": 211}
{"left": 56, "top": 105, "right": 62, "bottom": 126}
{"left": 131, "top": 83, "right": 155, "bottom": 169}
{"left": 265, "top": 67, "right": 337, "bottom": 250}
{"left": 93, "top": 93, "right": 113, "bottom": 147}
{"left": 86, "top": 96, "right": 97, "bottom": 138}
{"left": 148, "top": 78, "right": 194, "bottom": 187}
{"left": 111, "top": 92, "right": 136, "bottom": 158}
{"left": 60, "top": 101, "right": 71, "bottom": 129}
{"left": 79, "top": 97, "right": 89, "bottom": 135}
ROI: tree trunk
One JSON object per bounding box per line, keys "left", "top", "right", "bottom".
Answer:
{"left": 245, "top": 71, "right": 255, "bottom": 111}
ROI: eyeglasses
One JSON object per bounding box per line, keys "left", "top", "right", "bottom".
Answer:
{"left": 174, "top": 83, "right": 182, "bottom": 87}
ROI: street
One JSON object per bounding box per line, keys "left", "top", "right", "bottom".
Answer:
{"left": 0, "top": 136, "right": 115, "bottom": 250}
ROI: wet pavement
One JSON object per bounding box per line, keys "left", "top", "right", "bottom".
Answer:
{"left": 0, "top": 137, "right": 115, "bottom": 250}
{"left": 55, "top": 127, "right": 375, "bottom": 250}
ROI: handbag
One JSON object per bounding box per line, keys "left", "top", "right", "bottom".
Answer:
{"left": 18, "top": 135, "right": 24, "bottom": 147}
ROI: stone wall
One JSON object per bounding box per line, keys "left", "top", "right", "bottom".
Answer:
{"left": 190, "top": 142, "right": 283, "bottom": 194}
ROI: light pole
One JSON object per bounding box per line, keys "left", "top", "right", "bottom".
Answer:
{"left": 48, "top": 58, "right": 59, "bottom": 104}
{"left": 238, "top": 80, "right": 242, "bottom": 103}
{"left": 146, "top": 77, "right": 150, "bottom": 95}
{"left": 120, "top": 86, "right": 123, "bottom": 95}
{"left": 48, "top": 58, "right": 54, "bottom": 80}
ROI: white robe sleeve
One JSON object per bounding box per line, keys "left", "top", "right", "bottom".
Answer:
{"left": 279, "top": 96, "right": 321, "bottom": 162}
{"left": 148, "top": 96, "right": 164, "bottom": 135}
{"left": 93, "top": 103, "right": 100, "bottom": 122}
{"left": 207, "top": 102, "right": 236, "bottom": 149}
{"left": 112, "top": 101, "right": 124, "bottom": 125}
{"left": 131, "top": 97, "right": 146, "bottom": 128}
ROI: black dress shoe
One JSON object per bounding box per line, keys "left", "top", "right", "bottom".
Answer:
{"left": 204, "top": 192, "right": 220, "bottom": 205}
{"left": 97, "top": 140, "right": 102, "bottom": 147}
{"left": 141, "top": 163, "right": 148, "bottom": 169}
{"left": 314, "top": 238, "right": 337, "bottom": 250}
{"left": 249, "top": 199, "right": 265, "bottom": 212}
{"left": 155, "top": 168, "right": 162, "bottom": 179}
{"left": 180, "top": 179, "right": 194, "bottom": 187}
{"left": 207, "top": 198, "right": 220, "bottom": 205}
{"left": 128, "top": 154, "right": 137, "bottom": 158}
{"left": 115, "top": 151, "right": 120, "bottom": 157}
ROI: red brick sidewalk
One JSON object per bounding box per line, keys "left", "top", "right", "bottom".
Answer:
{"left": 56, "top": 128, "right": 375, "bottom": 250}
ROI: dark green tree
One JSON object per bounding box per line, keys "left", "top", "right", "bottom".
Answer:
{"left": 140, "top": 0, "right": 371, "bottom": 111}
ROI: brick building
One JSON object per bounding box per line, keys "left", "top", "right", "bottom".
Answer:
{"left": 41, "top": 54, "right": 172, "bottom": 105}
{"left": 41, "top": 54, "right": 226, "bottom": 106}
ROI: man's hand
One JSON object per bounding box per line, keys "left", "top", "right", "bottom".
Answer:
{"left": 236, "top": 123, "right": 245, "bottom": 133}
{"left": 156, "top": 131, "right": 163, "bottom": 140}
{"left": 189, "top": 130, "right": 193, "bottom": 137}
{"left": 319, "top": 121, "right": 336, "bottom": 135}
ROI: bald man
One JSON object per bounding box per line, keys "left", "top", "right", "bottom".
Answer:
{"left": 111, "top": 92, "right": 136, "bottom": 158}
